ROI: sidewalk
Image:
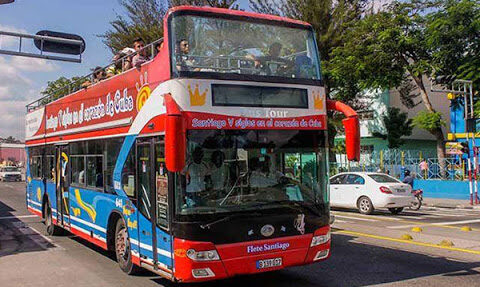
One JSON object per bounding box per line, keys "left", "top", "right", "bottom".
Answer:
{"left": 423, "top": 197, "right": 480, "bottom": 210}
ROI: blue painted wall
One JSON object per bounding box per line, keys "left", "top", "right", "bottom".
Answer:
{"left": 413, "top": 179, "right": 472, "bottom": 200}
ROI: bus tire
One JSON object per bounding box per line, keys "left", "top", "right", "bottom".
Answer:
{"left": 44, "top": 202, "right": 62, "bottom": 236}
{"left": 115, "top": 218, "right": 139, "bottom": 275}
{"left": 357, "top": 196, "right": 374, "bottom": 215}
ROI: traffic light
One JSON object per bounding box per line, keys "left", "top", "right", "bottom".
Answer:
{"left": 461, "top": 141, "right": 470, "bottom": 155}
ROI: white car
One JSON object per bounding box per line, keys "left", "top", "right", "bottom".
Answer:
{"left": 0, "top": 166, "right": 22, "bottom": 182}
{"left": 329, "top": 172, "right": 415, "bottom": 215}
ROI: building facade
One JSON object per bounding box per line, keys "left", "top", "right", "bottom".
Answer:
{"left": 0, "top": 143, "right": 26, "bottom": 166}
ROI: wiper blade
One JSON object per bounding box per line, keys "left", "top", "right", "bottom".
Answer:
{"left": 200, "top": 212, "right": 261, "bottom": 230}
{"left": 253, "top": 200, "right": 322, "bottom": 216}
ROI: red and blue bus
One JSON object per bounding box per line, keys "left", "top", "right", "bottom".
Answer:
{"left": 25, "top": 6, "right": 360, "bottom": 282}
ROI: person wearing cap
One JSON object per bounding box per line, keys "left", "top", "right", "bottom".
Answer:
{"left": 92, "top": 66, "right": 106, "bottom": 83}
{"left": 81, "top": 66, "right": 105, "bottom": 88}
{"left": 120, "top": 47, "right": 135, "bottom": 71}
{"left": 106, "top": 52, "right": 126, "bottom": 77}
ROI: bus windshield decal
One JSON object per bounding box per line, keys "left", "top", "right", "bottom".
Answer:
{"left": 212, "top": 85, "right": 308, "bottom": 109}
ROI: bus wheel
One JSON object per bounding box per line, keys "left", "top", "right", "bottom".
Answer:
{"left": 44, "top": 203, "right": 62, "bottom": 236}
{"left": 115, "top": 219, "right": 139, "bottom": 274}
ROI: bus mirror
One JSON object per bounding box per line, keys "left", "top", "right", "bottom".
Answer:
{"left": 326, "top": 99, "right": 360, "bottom": 162}
{"left": 164, "top": 94, "right": 186, "bottom": 172}
{"left": 342, "top": 116, "right": 360, "bottom": 161}
{"left": 165, "top": 115, "right": 186, "bottom": 172}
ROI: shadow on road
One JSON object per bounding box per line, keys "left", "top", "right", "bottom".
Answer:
{"left": 0, "top": 200, "right": 56, "bottom": 258}
{"left": 155, "top": 233, "right": 480, "bottom": 287}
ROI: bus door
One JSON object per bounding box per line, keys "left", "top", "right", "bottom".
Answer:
{"left": 55, "top": 145, "right": 71, "bottom": 228}
{"left": 136, "top": 137, "right": 173, "bottom": 273}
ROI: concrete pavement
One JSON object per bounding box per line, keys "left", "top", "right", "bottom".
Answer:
{"left": 1, "top": 182, "right": 480, "bottom": 287}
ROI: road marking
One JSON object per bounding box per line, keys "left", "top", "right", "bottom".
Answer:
{"left": 332, "top": 211, "right": 401, "bottom": 221}
{"left": 388, "top": 224, "right": 421, "bottom": 229}
{"left": 332, "top": 219, "right": 351, "bottom": 223}
{"left": 0, "top": 215, "right": 37, "bottom": 220}
{"left": 334, "top": 215, "right": 378, "bottom": 222}
{"left": 394, "top": 215, "right": 427, "bottom": 220}
{"left": 431, "top": 219, "right": 480, "bottom": 226}
{"left": 336, "top": 230, "right": 480, "bottom": 255}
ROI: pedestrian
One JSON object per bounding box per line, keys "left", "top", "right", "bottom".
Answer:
{"left": 419, "top": 159, "right": 428, "bottom": 179}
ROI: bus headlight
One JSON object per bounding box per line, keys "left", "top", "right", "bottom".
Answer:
{"left": 186, "top": 249, "right": 220, "bottom": 261}
{"left": 310, "top": 232, "right": 331, "bottom": 247}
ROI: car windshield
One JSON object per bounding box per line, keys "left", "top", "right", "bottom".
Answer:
{"left": 170, "top": 14, "right": 321, "bottom": 80}
{"left": 2, "top": 167, "right": 19, "bottom": 172}
{"left": 369, "top": 174, "right": 400, "bottom": 183}
{"left": 175, "top": 130, "right": 328, "bottom": 216}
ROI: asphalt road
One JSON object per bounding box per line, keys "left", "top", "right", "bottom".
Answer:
{"left": 1, "top": 182, "right": 479, "bottom": 287}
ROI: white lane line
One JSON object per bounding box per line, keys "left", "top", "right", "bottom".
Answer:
{"left": 431, "top": 219, "right": 480, "bottom": 226}
{"left": 388, "top": 219, "right": 480, "bottom": 229}
{"left": 332, "top": 219, "right": 351, "bottom": 223}
{"left": 388, "top": 225, "right": 418, "bottom": 229}
{"left": 334, "top": 215, "right": 378, "bottom": 222}
{"left": 394, "top": 216, "right": 426, "bottom": 220}
{"left": 0, "top": 215, "right": 38, "bottom": 220}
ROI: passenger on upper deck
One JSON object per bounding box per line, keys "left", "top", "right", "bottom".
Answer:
{"left": 132, "top": 38, "right": 149, "bottom": 68}
{"left": 120, "top": 47, "right": 135, "bottom": 71}
{"left": 247, "top": 42, "right": 293, "bottom": 76}
{"left": 175, "top": 39, "right": 198, "bottom": 71}
{"left": 81, "top": 66, "right": 106, "bottom": 88}
{"left": 106, "top": 52, "right": 126, "bottom": 77}
{"left": 155, "top": 42, "right": 163, "bottom": 57}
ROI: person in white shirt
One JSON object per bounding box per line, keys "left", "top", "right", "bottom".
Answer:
{"left": 208, "top": 150, "right": 228, "bottom": 191}
{"left": 184, "top": 147, "right": 210, "bottom": 206}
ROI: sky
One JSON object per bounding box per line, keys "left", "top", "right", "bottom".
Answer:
{"left": 0, "top": 0, "right": 250, "bottom": 141}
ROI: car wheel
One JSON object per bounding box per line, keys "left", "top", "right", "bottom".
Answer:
{"left": 357, "top": 196, "right": 374, "bottom": 215}
{"left": 388, "top": 207, "right": 404, "bottom": 214}
{"left": 115, "top": 219, "right": 139, "bottom": 275}
{"left": 44, "top": 202, "right": 62, "bottom": 236}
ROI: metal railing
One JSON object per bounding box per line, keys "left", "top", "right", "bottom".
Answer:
{"left": 332, "top": 149, "right": 467, "bottom": 181}
{"left": 26, "top": 38, "right": 163, "bottom": 112}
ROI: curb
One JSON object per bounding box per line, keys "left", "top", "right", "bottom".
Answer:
{"left": 424, "top": 202, "right": 480, "bottom": 210}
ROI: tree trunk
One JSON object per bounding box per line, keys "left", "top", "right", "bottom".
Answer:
{"left": 411, "top": 73, "right": 447, "bottom": 178}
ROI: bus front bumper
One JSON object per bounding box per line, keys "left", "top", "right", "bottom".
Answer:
{"left": 172, "top": 226, "right": 331, "bottom": 282}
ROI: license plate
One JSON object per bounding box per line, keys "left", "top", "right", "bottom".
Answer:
{"left": 256, "top": 258, "right": 282, "bottom": 269}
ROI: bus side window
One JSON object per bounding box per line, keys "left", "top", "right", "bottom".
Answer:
{"left": 122, "top": 147, "right": 136, "bottom": 198}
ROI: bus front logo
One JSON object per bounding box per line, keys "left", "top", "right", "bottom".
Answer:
{"left": 188, "top": 84, "right": 207, "bottom": 106}
{"left": 260, "top": 224, "right": 275, "bottom": 237}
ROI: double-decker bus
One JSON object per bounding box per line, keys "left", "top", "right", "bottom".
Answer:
{"left": 25, "top": 6, "right": 360, "bottom": 283}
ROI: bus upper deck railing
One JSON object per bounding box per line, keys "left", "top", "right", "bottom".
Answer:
{"left": 26, "top": 38, "right": 163, "bottom": 112}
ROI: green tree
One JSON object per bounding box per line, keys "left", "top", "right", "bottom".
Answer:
{"left": 100, "top": 0, "right": 167, "bottom": 54}
{"left": 330, "top": 0, "right": 478, "bottom": 175}
{"left": 427, "top": 0, "right": 480, "bottom": 88}
{"left": 170, "top": 0, "right": 238, "bottom": 8}
{"left": 40, "top": 76, "right": 88, "bottom": 105}
{"left": 249, "top": 0, "right": 372, "bottom": 161}
{"left": 373, "top": 107, "right": 413, "bottom": 149}
{"left": 100, "top": 0, "right": 239, "bottom": 54}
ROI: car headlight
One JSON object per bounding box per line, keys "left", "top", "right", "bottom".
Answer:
{"left": 311, "top": 231, "right": 331, "bottom": 247}
{"left": 186, "top": 249, "right": 220, "bottom": 261}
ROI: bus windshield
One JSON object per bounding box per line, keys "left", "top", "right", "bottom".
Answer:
{"left": 170, "top": 14, "right": 321, "bottom": 81}
{"left": 175, "top": 130, "right": 328, "bottom": 217}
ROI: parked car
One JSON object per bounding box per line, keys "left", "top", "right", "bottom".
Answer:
{"left": 0, "top": 166, "right": 22, "bottom": 182}
{"left": 329, "top": 172, "right": 415, "bottom": 215}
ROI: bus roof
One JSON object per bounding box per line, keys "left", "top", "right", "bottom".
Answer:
{"left": 167, "top": 5, "right": 312, "bottom": 28}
